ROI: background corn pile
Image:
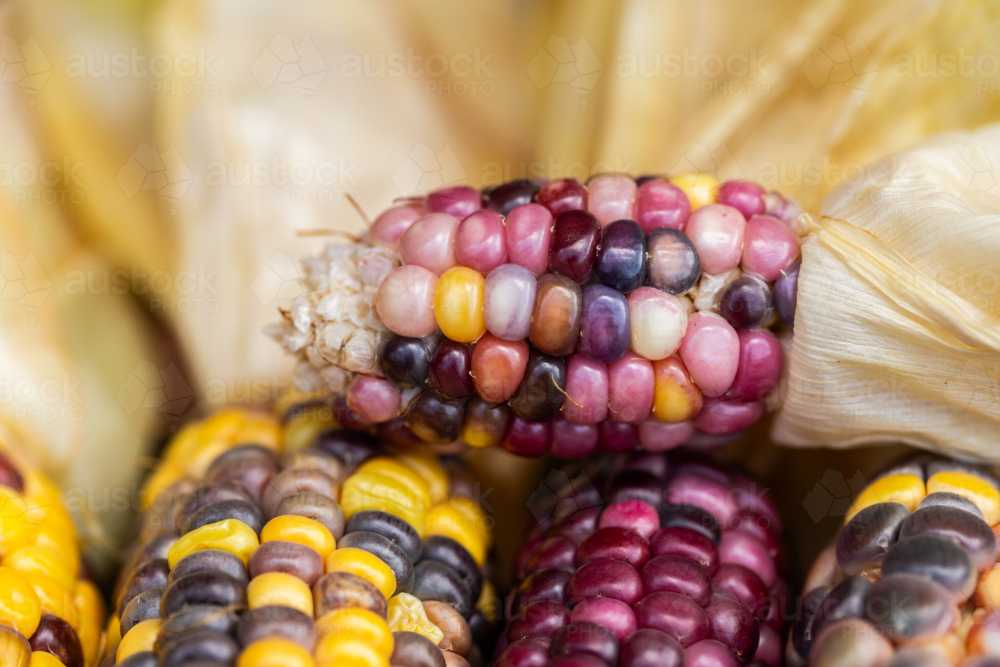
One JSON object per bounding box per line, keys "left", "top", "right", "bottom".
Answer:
{"left": 0, "top": 0, "right": 997, "bottom": 594}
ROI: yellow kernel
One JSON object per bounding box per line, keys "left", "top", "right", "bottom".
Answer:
{"left": 104, "top": 614, "right": 122, "bottom": 659}
{"left": 238, "top": 637, "right": 316, "bottom": 667}
{"left": 434, "top": 267, "right": 486, "bottom": 343}
{"left": 314, "top": 637, "right": 390, "bottom": 667}
{"left": 247, "top": 572, "right": 314, "bottom": 617}
{"left": 395, "top": 453, "right": 450, "bottom": 506}
{"left": 0, "top": 567, "right": 41, "bottom": 637}
{"left": 116, "top": 618, "right": 161, "bottom": 662}
{"left": 358, "top": 458, "right": 433, "bottom": 509}
{"left": 0, "top": 623, "right": 30, "bottom": 667}
{"left": 74, "top": 580, "right": 105, "bottom": 667}
{"left": 387, "top": 593, "right": 444, "bottom": 646}
{"left": 138, "top": 461, "right": 187, "bottom": 511}
{"left": 477, "top": 580, "right": 500, "bottom": 622}
{"left": 845, "top": 474, "right": 926, "bottom": 523}
{"left": 425, "top": 504, "right": 486, "bottom": 566}
{"left": 325, "top": 548, "right": 397, "bottom": 601}
{"left": 29, "top": 522, "right": 79, "bottom": 573}
{"left": 29, "top": 652, "right": 63, "bottom": 667}
{"left": 341, "top": 472, "right": 427, "bottom": 536}
{"left": 167, "top": 519, "right": 260, "bottom": 568}
{"left": 651, "top": 357, "right": 702, "bottom": 423}
{"left": 283, "top": 408, "right": 338, "bottom": 454}
{"left": 0, "top": 515, "right": 30, "bottom": 558}
{"left": 448, "top": 496, "right": 491, "bottom": 549}
{"left": 927, "top": 471, "right": 1000, "bottom": 526}
{"left": 316, "top": 608, "right": 394, "bottom": 657}
{"left": 261, "top": 516, "right": 335, "bottom": 560}
{"left": 21, "top": 572, "right": 78, "bottom": 632}
{"left": 669, "top": 172, "right": 719, "bottom": 210}
{"left": 3, "top": 547, "right": 76, "bottom": 591}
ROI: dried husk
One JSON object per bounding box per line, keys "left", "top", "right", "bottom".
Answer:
{"left": 773, "top": 124, "right": 1000, "bottom": 460}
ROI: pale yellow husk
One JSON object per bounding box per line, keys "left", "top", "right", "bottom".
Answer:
{"left": 774, "top": 124, "right": 1000, "bottom": 460}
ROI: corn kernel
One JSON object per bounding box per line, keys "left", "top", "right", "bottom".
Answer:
{"left": 395, "top": 454, "right": 450, "bottom": 507}
{"left": 976, "top": 566, "right": 1000, "bottom": 607}
{"left": 425, "top": 504, "right": 486, "bottom": 565}
{"left": 22, "top": 572, "right": 79, "bottom": 632}
{"left": 260, "top": 516, "right": 335, "bottom": 560}
{"left": 434, "top": 267, "right": 487, "bottom": 343}
{"left": 116, "top": 618, "right": 161, "bottom": 662}
{"left": 316, "top": 608, "right": 394, "bottom": 657}
{"left": 448, "top": 496, "right": 491, "bottom": 549}
{"left": 104, "top": 614, "right": 121, "bottom": 659}
{"left": 325, "top": 548, "right": 396, "bottom": 601}
{"left": 3, "top": 547, "right": 75, "bottom": 591}
{"left": 357, "top": 458, "right": 432, "bottom": 509}
{"left": 387, "top": 593, "right": 444, "bottom": 646}
{"left": 138, "top": 461, "right": 186, "bottom": 511}
{"left": 0, "top": 567, "right": 41, "bottom": 637}
{"left": 314, "top": 638, "right": 389, "bottom": 667}
{"left": 845, "top": 474, "right": 926, "bottom": 523}
{"left": 29, "top": 522, "right": 79, "bottom": 573}
{"left": 283, "top": 408, "right": 337, "bottom": 454}
{"left": 651, "top": 357, "right": 702, "bottom": 424}
{"left": 167, "top": 519, "right": 260, "bottom": 568}
{"left": 927, "top": 471, "right": 1000, "bottom": 526}
{"left": 340, "top": 472, "right": 427, "bottom": 536}
{"left": 0, "top": 515, "right": 30, "bottom": 558}
{"left": 238, "top": 637, "right": 316, "bottom": 667}
{"left": 247, "top": 572, "right": 314, "bottom": 617}
{"left": 0, "top": 624, "right": 30, "bottom": 667}
{"left": 29, "top": 652, "right": 63, "bottom": 667}
{"left": 669, "top": 172, "right": 719, "bottom": 210}
{"left": 477, "top": 579, "right": 500, "bottom": 622}
{"left": 74, "top": 580, "right": 105, "bottom": 667}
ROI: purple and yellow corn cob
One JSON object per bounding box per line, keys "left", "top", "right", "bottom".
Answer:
{"left": 106, "top": 407, "right": 497, "bottom": 667}
{"left": 791, "top": 457, "right": 1000, "bottom": 667}
{"left": 271, "top": 174, "right": 803, "bottom": 458}
{"left": 498, "top": 450, "right": 788, "bottom": 667}
{"left": 0, "top": 444, "right": 105, "bottom": 667}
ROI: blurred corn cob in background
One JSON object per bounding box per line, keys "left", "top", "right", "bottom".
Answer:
{"left": 108, "top": 406, "right": 497, "bottom": 666}
{"left": 0, "top": 434, "right": 106, "bottom": 667}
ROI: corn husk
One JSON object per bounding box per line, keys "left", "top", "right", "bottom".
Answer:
{"left": 773, "top": 124, "right": 1000, "bottom": 460}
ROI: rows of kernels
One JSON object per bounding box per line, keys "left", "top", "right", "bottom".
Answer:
{"left": 792, "top": 458, "right": 1000, "bottom": 667}
{"left": 498, "top": 451, "right": 788, "bottom": 667}
{"left": 362, "top": 175, "right": 801, "bottom": 458}
{"left": 105, "top": 408, "right": 495, "bottom": 667}
{"left": 0, "top": 446, "right": 104, "bottom": 667}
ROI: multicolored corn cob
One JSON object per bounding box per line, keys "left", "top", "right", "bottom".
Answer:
{"left": 106, "top": 407, "right": 497, "bottom": 667}
{"left": 0, "top": 444, "right": 105, "bottom": 667}
{"left": 269, "top": 173, "right": 804, "bottom": 458}
{"left": 497, "top": 450, "right": 789, "bottom": 666}
{"left": 791, "top": 457, "right": 1000, "bottom": 667}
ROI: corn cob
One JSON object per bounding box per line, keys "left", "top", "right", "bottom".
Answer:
{"left": 106, "top": 407, "right": 497, "bottom": 667}
{"left": 497, "top": 450, "right": 788, "bottom": 666}
{"left": 269, "top": 174, "right": 802, "bottom": 458}
{"left": 790, "top": 457, "right": 1000, "bottom": 667}
{"left": 0, "top": 443, "right": 105, "bottom": 667}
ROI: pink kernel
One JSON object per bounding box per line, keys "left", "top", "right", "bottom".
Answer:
{"left": 727, "top": 329, "right": 783, "bottom": 402}
{"left": 694, "top": 398, "right": 763, "bottom": 435}
{"left": 588, "top": 174, "right": 637, "bottom": 227}
{"left": 375, "top": 264, "right": 438, "bottom": 337}
{"left": 426, "top": 185, "right": 482, "bottom": 219}
{"left": 599, "top": 500, "right": 660, "bottom": 540}
{"left": 399, "top": 212, "right": 460, "bottom": 275}
{"left": 369, "top": 203, "right": 422, "bottom": 248}
{"left": 570, "top": 597, "right": 637, "bottom": 642}
{"left": 634, "top": 179, "right": 692, "bottom": 232}
{"left": 536, "top": 178, "right": 588, "bottom": 216}
{"left": 685, "top": 639, "right": 740, "bottom": 667}
{"left": 741, "top": 214, "right": 799, "bottom": 282}
{"left": 684, "top": 204, "right": 746, "bottom": 275}
{"left": 345, "top": 376, "right": 400, "bottom": 423}
{"left": 716, "top": 180, "right": 765, "bottom": 220}
{"left": 455, "top": 210, "right": 507, "bottom": 273}
{"left": 719, "top": 530, "right": 777, "bottom": 588}
{"left": 638, "top": 419, "right": 694, "bottom": 452}
{"left": 563, "top": 354, "right": 609, "bottom": 425}
{"left": 505, "top": 204, "right": 554, "bottom": 276}
{"left": 666, "top": 472, "right": 736, "bottom": 527}
{"left": 606, "top": 355, "right": 655, "bottom": 424}
{"left": 679, "top": 312, "right": 740, "bottom": 398}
